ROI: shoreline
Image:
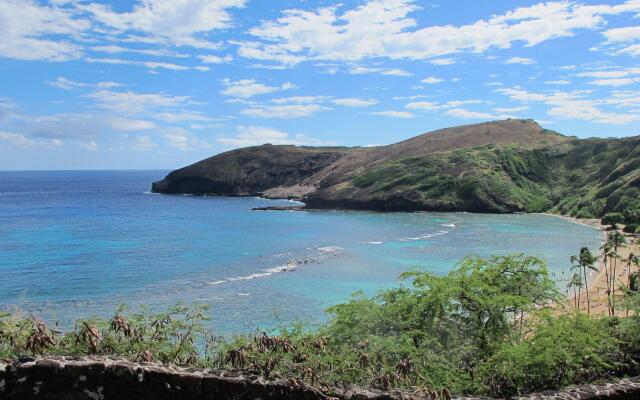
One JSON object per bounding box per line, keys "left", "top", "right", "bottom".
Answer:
{"left": 554, "top": 214, "right": 639, "bottom": 316}
{"left": 536, "top": 212, "right": 605, "bottom": 231}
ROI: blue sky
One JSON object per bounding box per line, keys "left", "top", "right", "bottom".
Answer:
{"left": 1, "top": 0, "right": 639, "bottom": 170}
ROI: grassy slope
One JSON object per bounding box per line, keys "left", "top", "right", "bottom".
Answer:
{"left": 339, "top": 135, "right": 640, "bottom": 216}
{"left": 154, "top": 119, "right": 640, "bottom": 217}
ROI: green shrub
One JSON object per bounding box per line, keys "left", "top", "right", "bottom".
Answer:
{"left": 477, "top": 314, "right": 615, "bottom": 397}
{"left": 0, "top": 304, "right": 209, "bottom": 364}
{"left": 602, "top": 212, "right": 625, "bottom": 226}
{"left": 575, "top": 209, "right": 594, "bottom": 219}
{"left": 3, "top": 253, "right": 640, "bottom": 398}
{"left": 624, "top": 209, "right": 640, "bottom": 224}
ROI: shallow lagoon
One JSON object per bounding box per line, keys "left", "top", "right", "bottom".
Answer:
{"left": 0, "top": 170, "right": 602, "bottom": 334}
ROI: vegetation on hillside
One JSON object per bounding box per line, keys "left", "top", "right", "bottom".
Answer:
{"left": 3, "top": 247, "right": 640, "bottom": 398}
{"left": 347, "top": 137, "right": 640, "bottom": 216}
{"left": 153, "top": 119, "right": 640, "bottom": 216}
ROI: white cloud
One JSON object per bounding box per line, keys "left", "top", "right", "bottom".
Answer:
{"left": 108, "top": 117, "right": 157, "bottom": 131}
{"left": 421, "top": 76, "right": 443, "bottom": 84}
{"left": 81, "top": 140, "right": 98, "bottom": 150}
{"left": 0, "top": 0, "right": 89, "bottom": 61}
{"left": 615, "top": 43, "right": 640, "bottom": 56}
{"left": 370, "top": 110, "right": 414, "bottom": 119}
{"left": 0, "top": 131, "right": 36, "bottom": 148}
{"left": 163, "top": 127, "right": 211, "bottom": 151}
{"left": 221, "top": 79, "right": 296, "bottom": 98}
{"left": 546, "top": 79, "right": 571, "bottom": 85}
{"left": 80, "top": 0, "right": 246, "bottom": 48}
{"left": 90, "top": 45, "right": 189, "bottom": 58}
{"left": 577, "top": 70, "right": 634, "bottom": 78}
{"left": 331, "top": 98, "right": 378, "bottom": 107}
{"left": 85, "top": 57, "right": 190, "bottom": 71}
{"left": 494, "top": 106, "right": 530, "bottom": 113}
{"left": 405, "top": 99, "right": 484, "bottom": 111}
{"left": 349, "top": 66, "right": 382, "bottom": 74}
{"left": 380, "top": 69, "right": 413, "bottom": 76}
{"left": 272, "top": 96, "right": 328, "bottom": 104}
{"left": 236, "top": 0, "right": 640, "bottom": 65}
{"left": 497, "top": 87, "right": 640, "bottom": 124}
{"left": 0, "top": 100, "right": 16, "bottom": 124}
{"left": 576, "top": 67, "right": 640, "bottom": 86}
{"left": 347, "top": 66, "right": 412, "bottom": 76}
{"left": 240, "top": 104, "right": 323, "bottom": 119}
{"left": 589, "top": 78, "right": 640, "bottom": 87}
{"left": 46, "top": 76, "right": 123, "bottom": 90}
{"left": 505, "top": 57, "right": 536, "bottom": 65}
{"left": 602, "top": 26, "right": 640, "bottom": 42}
{"left": 445, "top": 99, "right": 484, "bottom": 107}
{"left": 0, "top": 99, "right": 205, "bottom": 148}
{"left": 445, "top": 108, "right": 496, "bottom": 119}
{"left": 217, "top": 126, "right": 334, "bottom": 147}
{"left": 599, "top": 25, "right": 640, "bottom": 55}
{"left": 86, "top": 90, "right": 193, "bottom": 114}
{"left": 122, "top": 135, "right": 157, "bottom": 151}
{"left": 405, "top": 101, "right": 439, "bottom": 110}
{"left": 0, "top": 108, "right": 137, "bottom": 147}
{"left": 46, "top": 76, "right": 85, "bottom": 90}
{"left": 154, "top": 111, "right": 214, "bottom": 122}
{"left": 429, "top": 58, "right": 455, "bottom": 65}
{"left": 198, "top": 54, "right": 233, "bottom": 64}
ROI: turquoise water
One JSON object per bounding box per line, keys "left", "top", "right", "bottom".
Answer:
{"left": 0, "top": 170, "right": 602, "bottom": 334}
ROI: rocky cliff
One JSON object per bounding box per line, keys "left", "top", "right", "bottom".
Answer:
{"left": 152, "top": 120, "right": 640, "bottom": 216}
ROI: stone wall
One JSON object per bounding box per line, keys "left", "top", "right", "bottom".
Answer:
{"left": 1, "top": 357, "right": 639, "bottom": 400}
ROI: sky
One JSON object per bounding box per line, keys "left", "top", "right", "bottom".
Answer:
{"left": 1, "top": 0, "right": 640, "bottom": 170}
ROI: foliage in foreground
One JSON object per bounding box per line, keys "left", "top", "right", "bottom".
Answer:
{"left": 0, "top": 304, "right": 209, "bottom": 365}
{"left": 2, "top": 254, "right": 640, "bottom": 398}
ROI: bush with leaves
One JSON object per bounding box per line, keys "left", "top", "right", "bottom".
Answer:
{"left": 602, "top": 212, "right": 625, "bottom": 227}
{"left": 0, "top": 304, "right": 209, "bottom": 365}
{"left": 2, "top": 254, "right": 640, "bottom": 398}
{"left": 477, "top": 313, "right": 617, "bottom": 397}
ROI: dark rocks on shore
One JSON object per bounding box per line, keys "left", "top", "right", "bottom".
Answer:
{"left": 251, "top": 205, "right": 306, "bottom": 211}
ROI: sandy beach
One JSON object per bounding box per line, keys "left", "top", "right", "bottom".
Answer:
{"left": 561, "top": 216, "right": 639, "bottom": 316}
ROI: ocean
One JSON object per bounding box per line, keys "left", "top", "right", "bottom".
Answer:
{"left": 0, "top": 170, "right": 602, "bottom": 334}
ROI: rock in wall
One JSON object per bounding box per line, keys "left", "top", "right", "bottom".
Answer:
{"left": 1, "top": 357, "right": 639, "bottom": 400}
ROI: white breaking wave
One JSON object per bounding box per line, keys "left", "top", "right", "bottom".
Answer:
{"left": 264, "top": 261, "right": 299, "bottom": 273}
{"left": 317, "top": 246, "right": 344, "bottom": 252}
{"left": 226, "top": 272, "right": 272, "bottom": 282}
{"left": 207, "top": 247, "right": 342, "bottom": 287}
{"left": 401, "top": 230, "right": 449, "bottom": 241}
{"left": 207, "top": 260, "right": 302, "bottom": 286}
{"left": 441, "top": 223, "right": 456, "bottom": 228}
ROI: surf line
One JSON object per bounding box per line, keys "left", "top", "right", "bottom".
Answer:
{"left": 207, "top": 246, "right": 343, "bottom": 286}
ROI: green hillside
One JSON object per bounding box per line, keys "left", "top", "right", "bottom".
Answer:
{"left": 153, "top": 120, "right": 640, "bottom": 218}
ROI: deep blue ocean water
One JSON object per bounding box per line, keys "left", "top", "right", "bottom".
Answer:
{"left": 0, "top": 170, "right": 602, "bottom": 334}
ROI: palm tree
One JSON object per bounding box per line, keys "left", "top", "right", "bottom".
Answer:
{"left": 600, "top": 242, "right": 614, "bottom": 316}
{"left": 571, "top": 247, "right": 599, "bottom": 315}
{"left": 608, "top": 231, "right": 627, "bottom": 316}
{"left": 570, "top": 258, "right": 583, "bottom": 311}
{"left": 625, "top": 253, "right": 639, "bottom": 316}
{"left": 567, "top": 272, "right": 582, "bottom": 312}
